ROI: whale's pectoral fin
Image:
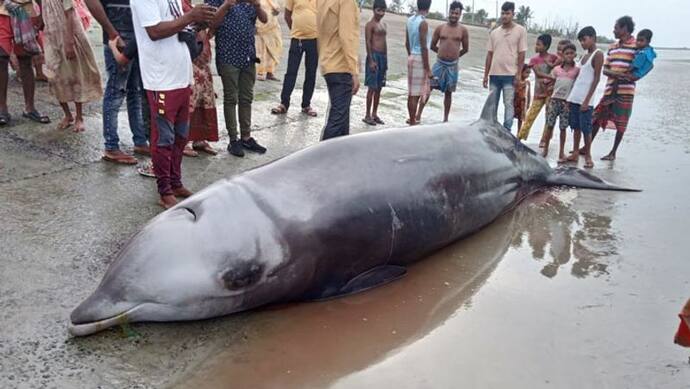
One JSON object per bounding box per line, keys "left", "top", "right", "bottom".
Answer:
{"left": 546, "top": 166, "right": 642, "bottom": 192}
{"left": 313, "top": 265, "right": 407, "bottom": 301}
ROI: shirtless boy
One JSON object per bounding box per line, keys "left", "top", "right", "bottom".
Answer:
{"left": 430, "top": 1, "right": 468, "bottom": 122}
{"left": 363, "top": 0, "right": 388, "bottom": 126}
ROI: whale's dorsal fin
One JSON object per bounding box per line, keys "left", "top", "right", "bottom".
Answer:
{"left": 480, "top": 89, "right": 499, "bottom": 122}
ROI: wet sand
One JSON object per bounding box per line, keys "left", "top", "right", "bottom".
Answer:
{"left": 1, "top": 10, "right": 689, "bottom": 389}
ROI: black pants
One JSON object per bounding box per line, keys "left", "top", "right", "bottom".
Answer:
{"left": 280, "top": 38, "right": 318, "bottom": 110}
{"left": 321, "top": 73, "right": 353, "bottom": 141}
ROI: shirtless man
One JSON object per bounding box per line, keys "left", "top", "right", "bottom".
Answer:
{"left": 363, "top": 0, "right": 388, "bottom": 126}
{"left": 431, "top": 1, "right": 468, "bottom": 122}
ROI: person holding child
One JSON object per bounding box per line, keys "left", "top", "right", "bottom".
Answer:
{"left": 42, "top": 0, "right": 103, "bottom": 133}
{"left": 590, "top": 16, "right": 644, "bottom": 161}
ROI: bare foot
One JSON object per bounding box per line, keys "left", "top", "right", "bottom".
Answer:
{"left": 584, "top": 159, "right": 594, "bottom": 169}
{"left": 566, "top": 152, "right": 579, "bottom": 162}
{"left": 58, "top": 116, "right": 74, "bottom": 130}
{"left": 538, "top": 141, "right": 546, "bottom": 148}
{"left": 541, "top": 147, "right": 549, "bottom": 158}
{"left": 73, "top": 119, "right": 85, "bottom": 133}
{"left": 601, "top": 154, "right": 616, "bottom": 161}
{"left": 557, "top": 154, "right": 568, "bottom": 164}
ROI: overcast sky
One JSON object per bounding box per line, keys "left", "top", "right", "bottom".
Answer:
{"left": 429, "top": 0, "right": 688, "bottom": 47}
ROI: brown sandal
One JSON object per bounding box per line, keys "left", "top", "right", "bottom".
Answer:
{"left": 192, "top": 142, "right": 218, "bottom": 155}
{"left": 271, "top": 104, "right": 287, "bottom": 115}
{"left": 102, "top": 150, "right": 138, "bottom": 165}
{"left": 301, "top": 107, "right": 317, "bottom": 117}
{"left": 183, "top": 146, "right": 198, "bottom": 157}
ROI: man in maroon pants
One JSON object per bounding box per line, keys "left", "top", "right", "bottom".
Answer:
{"left": 131, "top": 0, "right": 214, "bottom": 208}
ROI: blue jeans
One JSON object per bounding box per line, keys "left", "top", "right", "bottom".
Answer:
{"left": 321, "top": 73, "right": 353, "bottom": 141}
{"left": 488, "top": 75, "right": 515, "bottom": 130}
{"left": 102, "top": 36, "right": 148, "bottom": 151}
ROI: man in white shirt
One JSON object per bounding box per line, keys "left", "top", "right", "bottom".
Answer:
{"left": 131, "top": 0, "right": 214, "bottom": 209}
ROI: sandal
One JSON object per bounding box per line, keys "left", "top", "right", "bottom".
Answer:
{"left": 362, "top": 117, "right": 377, "bottom": 126}
{"left": 373, "top": 116, "right": 385, "bottom": 125}
{"left": 301, "top": 106, "right": 317, "bottom": 117}
{"left": 23, "top": 110, "right": 51, "bottom": 124}
{"left": 192, "top": 142, "right": 218, "bottom": 155}
{"left": 102, "top": 150, "right": 138, "bottom": 165}
{"left": 271, "top": 104, "right": 287, "bottom": 115}
{"left": 266, "top": 73, "right": 281, "bottom": 82}
{"left": 137, "top": 161, "right": 156, "bottom": 178}
{"left": 0, "top": 112, "right": 10, "bottom": 126}
{"left": 183, "top": 146, "right": 199, "bottom": 157}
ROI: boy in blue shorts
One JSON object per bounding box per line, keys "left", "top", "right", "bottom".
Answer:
{"left": 363, "top": 0, "right": 388, "bottom": 126}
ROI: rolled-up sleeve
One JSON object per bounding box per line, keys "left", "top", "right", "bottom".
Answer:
{"left": 338, "top": 0, "right": 359, "bottom": 76}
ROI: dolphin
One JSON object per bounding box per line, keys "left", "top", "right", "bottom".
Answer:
{"left": 69, "top": 97, "right": 639, "bottom": 336}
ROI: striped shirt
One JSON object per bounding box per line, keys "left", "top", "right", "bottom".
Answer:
{"left": 603, "top": 36, "right": 637, "bottom": 96}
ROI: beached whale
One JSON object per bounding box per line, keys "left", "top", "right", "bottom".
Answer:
{"left": 69, "top": 98, "right": 639, "bottom": 336}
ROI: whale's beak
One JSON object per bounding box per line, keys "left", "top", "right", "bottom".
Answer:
{"left": 69, "top": 291, "right": 138, "bottom": 337}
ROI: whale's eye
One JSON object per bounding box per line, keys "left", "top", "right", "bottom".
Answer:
{"left": 222, "top": 263, "right": 264, "bottom": 290}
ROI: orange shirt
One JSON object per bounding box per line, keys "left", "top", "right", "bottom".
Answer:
{"left": 316, "top": 0, "right": 359, "bottom": 76}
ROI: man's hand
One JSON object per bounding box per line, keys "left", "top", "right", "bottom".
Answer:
{"left": 109, "top": 35, "right": 125, "bottom": 51}
{"left": 352, "top": 74, "right": 360, "bottom": 96}
{"left": 188, "top": 4, "right": 216, "bottom": 24}
{"left": 580, "top": 100, "right": 590, "bottom": 112}
{"left": 368, "top": 58, "right": 377, "bottom": 72}
{"left": 513, "top": 76, "right": 520, "bottom": 88}
{"left": 483, "top": 76, "right": 489, "bottom": 89}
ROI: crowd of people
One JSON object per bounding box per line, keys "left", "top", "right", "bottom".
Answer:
{"left": 483, "top": 3, "right": 656, "bottom": 167}
{"left": 0, "top": 0, "right": 656, "bottom": 208}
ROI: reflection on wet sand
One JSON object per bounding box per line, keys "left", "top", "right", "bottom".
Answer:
{"left": 513, "top": 191, "right": 618, "bottom": 280}
{"left": 175, "top": 192, "right": 621, "bottom": 388}
{"left": 176, "top": 209, "right": 523, "bottom": 389}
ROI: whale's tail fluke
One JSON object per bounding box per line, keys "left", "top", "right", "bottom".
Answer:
{"left": 546, "top": 166, "right": 642, "bottom": 192}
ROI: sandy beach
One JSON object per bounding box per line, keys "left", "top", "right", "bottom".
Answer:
{"left": 1, "top": 9, "right": 689, "bottom": 388}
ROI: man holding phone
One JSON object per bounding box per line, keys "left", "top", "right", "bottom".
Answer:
{"left": 131, "top": 0, "right": 215, "bottom": 208}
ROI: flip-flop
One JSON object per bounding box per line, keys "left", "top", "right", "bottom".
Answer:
{"left": 362, "top": 117, "right": 377, "bottom": 126}
{"left": 23, "top": 110, "right": 50, "bottom": 124}
{"left": 373, "top": 117, "right": 385, "bottom": 125}
{"left": 137, "top": 161, "right": 156, "bottom": 178}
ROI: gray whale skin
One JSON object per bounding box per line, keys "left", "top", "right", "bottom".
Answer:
{"left": 68, "top": 97, "right": 639, "bottom": 336}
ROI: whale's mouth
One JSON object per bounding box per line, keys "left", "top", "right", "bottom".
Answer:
{"left": 68, "top": 305, "right": 142, "bottom": 337}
